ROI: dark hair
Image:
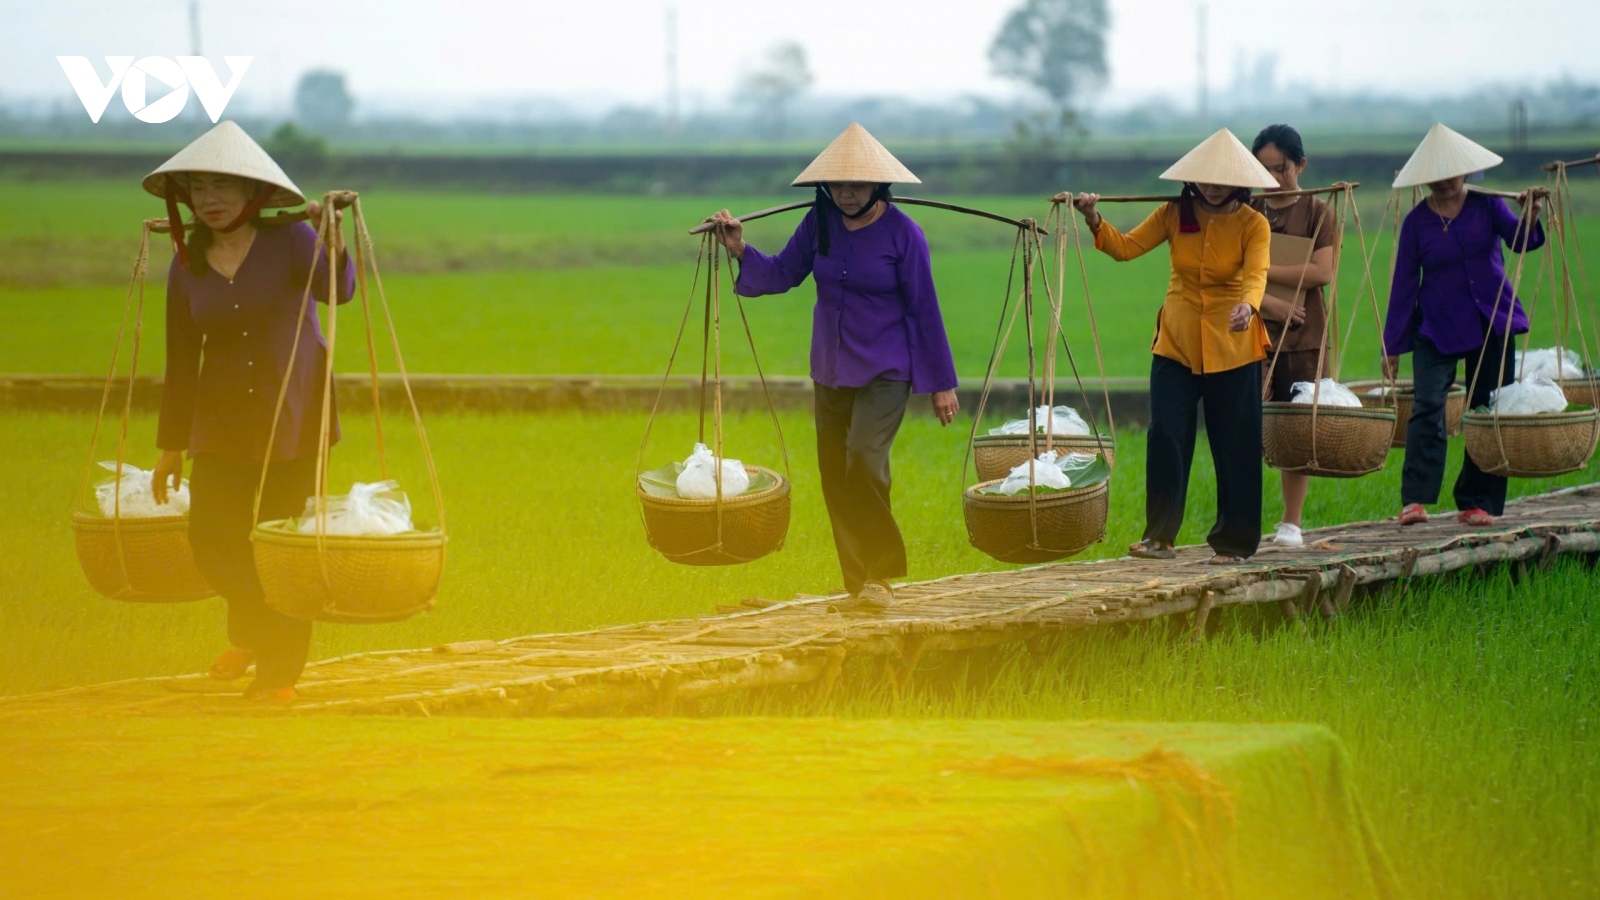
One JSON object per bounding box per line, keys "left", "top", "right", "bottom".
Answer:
{"left": 1252, "top": 123, "right": 1305, "bottom": 164}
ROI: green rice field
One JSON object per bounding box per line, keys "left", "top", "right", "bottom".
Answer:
{"left": 4, "top": 174, "right": 1600, "bottom": 898}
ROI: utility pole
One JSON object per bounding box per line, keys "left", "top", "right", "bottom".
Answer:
{"left": 188, "top": 0, "right": 205, "bottom": 125}
{"left": 1196, "top": 4, "right": 1208, "bottom": 129}
{"left": 665, "top": 6, "right": 680, "bottom": 131}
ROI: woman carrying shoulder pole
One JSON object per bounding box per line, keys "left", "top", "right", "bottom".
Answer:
{"left": 1384, "top": 124, "right": 1544, "bottom": 528}
{"left": 1071, "top": 129, "right": 1278, "bottom": 564}
{"left": 708, "top": 124, "right": 960, "bottom": 612}
{"left": 1250, "top": 124, "right": 1338, "bottom": 547}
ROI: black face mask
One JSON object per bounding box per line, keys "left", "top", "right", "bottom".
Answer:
{"left": 814, "top": 184, "right": 892, "bottom": 256}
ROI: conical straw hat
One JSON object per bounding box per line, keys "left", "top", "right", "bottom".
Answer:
{"left": 1159, "top": 128, "right": 1278, "bottom": 189}
{"left": 792, "top": 123, "right": 920, "bottom": 186}
{"left": 142, "top": 120, "right": 304, "bottom": 207}
{"left": 1392, "top": 123, "right": 1503, "bottom": 188}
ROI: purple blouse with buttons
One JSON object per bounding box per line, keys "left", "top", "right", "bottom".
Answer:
{"left": 1384, "top": 192, "right": 1545, "bottom": 357}
{"left": 734, "top": 203, "right": 959, "bottom": 395}
{"left": 158, "top": 220, "right": 356, "bottom": 464}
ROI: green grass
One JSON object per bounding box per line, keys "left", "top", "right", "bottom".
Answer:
{"left": 4, "top": 407, "right": 1598, "bottom": 897}
{"left": 7, "top": 179, "right": 1599, "bottom": 381}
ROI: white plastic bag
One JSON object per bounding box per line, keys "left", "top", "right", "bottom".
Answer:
{"left": 675, "top": 442, "right": 749, "bottom": 499}
{"left": 1366, "top": 385, "right": 1396, "bottom": 396}
{"left": 1489, "top": 377, "right": 1569, "bottom": 415}
{"left": 1516, "top": 348, "right": 1584, "bottom": 381}
{"left": 1290, "top": 379, "right": 1362, "bottom": 408}
{"left": 996, "top": 450, "right": 1072, "bottom": 496}
{"left": 94, "top": 461, "right": 189, "bottom": 517}
{"left": 295, "top": 480, "right": 415, "bottom": 535}
{"left": 989, "top": 405, "right": 1090, "bottom": 436}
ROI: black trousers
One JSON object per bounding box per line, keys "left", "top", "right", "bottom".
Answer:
{"left": 814, "top": 378, "right": 911, "bottom": 595}
{"left": 188, "top": 453, "right": 317, "bottom": 689}
{"left": 1145, "top": 355, "right": 1263, "bottom": 558}
{"left": 1402, "top": 332, "right": 1514, "bottom": 515}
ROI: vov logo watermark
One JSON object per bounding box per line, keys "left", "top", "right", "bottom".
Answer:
{"left": 56, "top": 56, "right": 252, "bottom": 123}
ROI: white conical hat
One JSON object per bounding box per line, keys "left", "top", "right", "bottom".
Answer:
{"left": 142, "top": 120, "right": 304, "bottom": 207}
{"left": 1159, "top": 128, "right": 1278, "bottom": 189}
{"left": 1392, "top": 123, "right": 1503, "bottom": 188}
{"left": 792, "top": 123, "right": 920, "bottom": 186}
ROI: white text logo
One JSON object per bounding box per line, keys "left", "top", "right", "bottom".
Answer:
{"left": 56, "top": 56, "right": 252, "bottom": 123}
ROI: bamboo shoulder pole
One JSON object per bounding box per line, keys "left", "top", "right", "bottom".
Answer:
{"left": 148, "top": 190, "right": 360, "bottom": 236}
{"left": 688, "top": 197, "right": 1046, "bottom": 235}
{"left": 1465, "top": 184, "right": 1551, "bottom": 201}
{"left": 1542, "top": 154, "right": 1600, "bottom": 172}
{"left": 1048, "top": 182, "right": 1360, "bottom": 204}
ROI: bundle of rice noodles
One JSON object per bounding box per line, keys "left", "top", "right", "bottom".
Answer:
{"left": 1290, "top": 379, "right": 1362, "bottom": 408}
{"left": 94, "top": 461, "right": 189, "bottom": 517}
{"left": 1486, "top": 377, "right": 1569, "bottom": 415}
{"left": 981, "top": 450, "right": 1109, "bottom": 496}
{"left": 989, "top": 405, "right": 1090, "bottom": 436}
{"left": 1516, "top": 348, "right": 1585, "bottom": 381}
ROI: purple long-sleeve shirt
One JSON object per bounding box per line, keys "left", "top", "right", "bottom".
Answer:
{"left": 1384, "top": 193, "right": 1544, "bottom": 356}
{"left": 734, "top": 203, "right": 959, "bottom": 395}
{"left": 158, "top": 220, "right": 356, "bottom": 464}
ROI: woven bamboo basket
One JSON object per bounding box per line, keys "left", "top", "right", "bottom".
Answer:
{"left": 1262, "top": 403, "right": 1395, "bottom": 477}
{"left": 1559, "top": 379, "right": 1600, "bottom": 410}
{"left": 1347, "top": 380, "right": 1466, "bottom": 448}
{"left": 70, "top": 513, "right": 215, "bottom": 603}
{"left": 252, "top": 523, "right": 446, "bottom": 623}
{"left": 972, "top": 433, "right": 1117, "bottom": 482}
{"left": 638, "top": 466, "right": 791, "bottom": 566}
{"left": 962, "top": 479, "right": 1109, "bottom": 564}
{"left": 1461, "top": 409, "right": 1600, "bottom": 478}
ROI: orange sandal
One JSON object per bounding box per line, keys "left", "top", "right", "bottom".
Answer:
{"left": 244, "top": 684, "right": 296, "bottom": 704}
{"left": 209, "top": 648, "right": 254, "bottom": 681}
{"left": 1399, "top": 504, "right": 1429, "bottom": 526}
{"left": 1457, "top": 508, "right": 1496, "bottom": 527}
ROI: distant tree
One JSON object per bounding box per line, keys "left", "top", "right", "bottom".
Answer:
{"left": 737, "top": 42, "right": 814, "bottom": 139}
{"left": 989, "top": 0, "right": 1109, "bottom": 145}
{"left": 263, "top": 121, "right": 328, "bottom": 169}
{"left": 293, "top": 69, "right": 354, "bottom": 129}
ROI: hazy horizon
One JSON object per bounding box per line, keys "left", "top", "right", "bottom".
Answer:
{"left": 8, "top": 0, "right": 1600, "bottom": 121}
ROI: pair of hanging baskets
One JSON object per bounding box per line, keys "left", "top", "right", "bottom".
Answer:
{"left": 962, "top": 479, "right": 1108, "bottom": 564}
{"left": 71, "top": 221, "right": 215, "bottom": 605}
{"left": 246, "top": 192, "right": 447, "bottom": 624}
{"left": 1346, "top": 378, "right": 1466, "bottom": 448}
{"left": 1462, "top": 409, "right": 1600, "bottom": 478}
{"left": 963, "top": 207, "right": 1111, "bottom": 565}
{"left": 972, "top": 432, "right": 1116, "bottom": 481}
{"left": 1262, "top": 403, "right": 1395, "bottom": 477}
{"left": 72, "top": 513, "right": 213, "bottom": 603}
{"left": 637, "top": 228, "right": 792, "bottom": 568}
{"left": 637, "top": 465, "right": 791, "bottom": 566}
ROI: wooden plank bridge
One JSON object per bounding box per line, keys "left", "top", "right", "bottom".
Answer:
{"left": 7, "top": 483, "right": 1600, "bottom": 720}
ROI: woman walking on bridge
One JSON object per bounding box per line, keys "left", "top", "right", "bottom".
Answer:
{"left": 145, "top": 121, "right": 355, "bottom": 701}
{"left": 708, "top": 124, "right": 960, "bottom": 612}
{"left": 1070, "top": 129, "right": 1278, "bottom": 564}
{"left": 1250, "top": 124, "right": 1338, "bottom": 548}
{"left": 1384, "top": 124, "right": 1544, "bottom": 528}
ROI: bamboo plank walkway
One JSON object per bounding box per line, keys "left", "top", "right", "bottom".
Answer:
{"left": 7, "top": 483, "right": 1600, "bottom": 720}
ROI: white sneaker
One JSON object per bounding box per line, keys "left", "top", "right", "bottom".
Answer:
{"left": 1272, "top": 522, "right": 1304, "bottom": 547}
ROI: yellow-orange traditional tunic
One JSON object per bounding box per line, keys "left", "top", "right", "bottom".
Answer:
{"left": 1092, "top": 202, "right": 1272, "bottom": 374}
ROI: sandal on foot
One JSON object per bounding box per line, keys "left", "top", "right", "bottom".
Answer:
{"left": 1130, "top": 540, "right": 1176, "bottom": 560}
{"left": 209, "top": 648, "right": 254, "bottom": 681}
{"left": 1457, "top": 508, "right": 1496, "bottom": 527}
{"left": 827, "top": 581, "right": 894, "bottom": 613}
{"left": 1399, "top": 504, "right": 1429, "bottom": 526}
{"left": 1207, "top": 554, "right": 1249, "bottom": 566}
{"left": 244, "top": 681, "right": 296, "bottom": 704}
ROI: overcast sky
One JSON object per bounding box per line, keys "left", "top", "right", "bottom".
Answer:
{"left": 9, "top": 0, "right": 1600, "bottom": 116}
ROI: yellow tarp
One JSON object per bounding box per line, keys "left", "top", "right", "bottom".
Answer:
{"left": 1, "top": 717, "right": 1396, "bottom": 899}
